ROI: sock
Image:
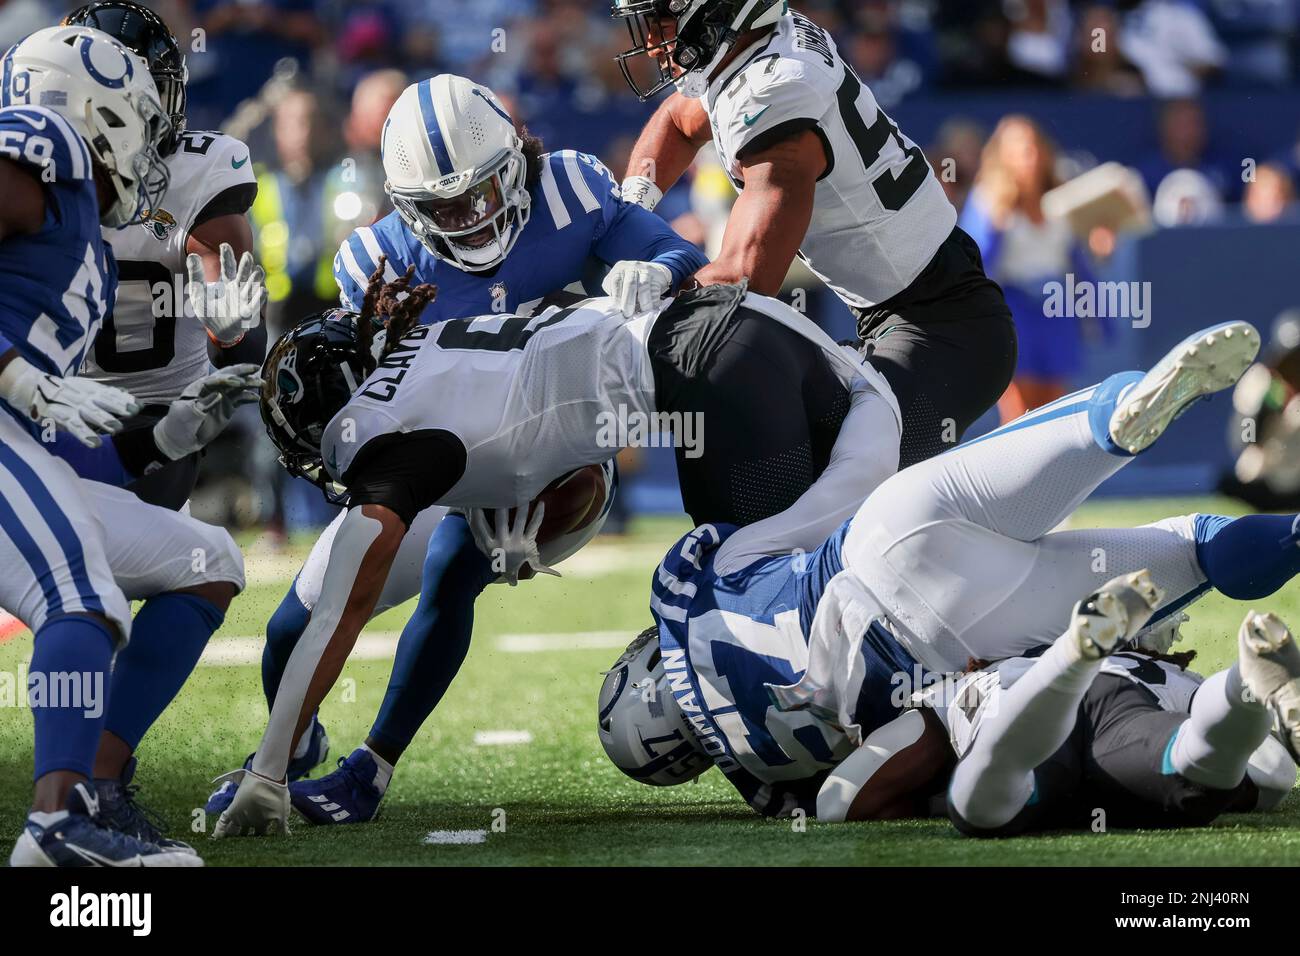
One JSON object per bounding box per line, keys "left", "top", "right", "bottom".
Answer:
{"left": 368, "top": 515, "right": 496, "bottom": 751}
{"left": 1169, "top": 665, "right": 1271, "bottom": 791}
{"left": 102, "top": 593, "right": 224, "bottom": 751}
{"left": 1086, "top": 370, "right": 1145, "bottom": 456}
{"left": 293, "top": 722, "right": 314, "bottom": 760}
{"left": 29, "top": 615, "right": 115, "bottom": 781}
{"left": 1195, "top": 513, "right": 1300, "bottom": 600}
{"left": 262, "top": 582, "right": 312, "bottom": 707}
{"left": 28, "top": 810, "right": 69, "bottom": 825}
{"left": 360, "top": 744, "right": 394, "bottom": 792}
{"left": 949, "top": 631, "right": 1102, "bottom": 830}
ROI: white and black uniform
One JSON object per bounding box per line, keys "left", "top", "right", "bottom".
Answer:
{"left": 324, "top": 284, "right": 900, "bottom": 530}
{"left": 84, "top": 129, "right": 257, "bottom": 507}
{"left": 702, "top": 10, "right": 1016, "bottom": 466}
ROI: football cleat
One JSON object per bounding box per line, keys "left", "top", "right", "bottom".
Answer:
{"left": 205, "top": 715, "right": 329, "bottom": 814}
{"left": 1109, "top": 321, "right": 1259, "bottom": 454}
{"left": 95, "top": 757, "right": 196, "bottom": 853}
{"left": 289, "top": 748, "right": 385, "bottom": 825}
{"left": 1237, "top": 610, "right": 1300, "bottom": 763}
{"left": 9, "top": 783, "right": 203, "bottom": 867}
{"left": 1068, "top": 570, "right": 1164, "bottom": 660}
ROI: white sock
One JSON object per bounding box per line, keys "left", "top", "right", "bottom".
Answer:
{"left": 28, "top": 809, "right": 69, "bottom": 826}
{"left": 360, "top": 744, "right": 394, "bottom": 792}
{"left": 949, "top": 633, "right": 1102, "bottom": 829}
{"left": 1170, "top": 665, "right": 1271, "bottom": 791}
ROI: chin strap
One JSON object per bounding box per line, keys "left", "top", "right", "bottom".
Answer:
{"left": 676, "top": 36, "right": 735, "bottom": 98}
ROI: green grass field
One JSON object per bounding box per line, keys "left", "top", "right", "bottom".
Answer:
{"left": 3, "top": 496, "right": 1300, "bottom": 867}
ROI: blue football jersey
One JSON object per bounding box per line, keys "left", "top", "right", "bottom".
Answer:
{"left": 332, "top": 149, "right": 707, "bottom": 319}
{"left": 650, "top": 523, "right": 855, "bottom": 816}
{"left": 0, "top": 106, "right": 116, "bottom": 377}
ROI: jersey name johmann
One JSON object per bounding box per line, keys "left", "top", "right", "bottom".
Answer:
{"left": 82, "top": 130, "right": 256, "bottom": 404}
{"left": 703, "top": 10, "right": 955, "bottom": 310}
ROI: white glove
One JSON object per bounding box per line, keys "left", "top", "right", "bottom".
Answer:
{"left": 467, "top": 503, "right": 561, "bottom": 586}
{"left": 186, "top": 242, "right": 267, "bottom": 347}
{"left": 0, "top": 354, "right": 138, "bottom": 447}
{"left": 211, "top": 768, "right": 290, "bottom": 838}
{"left": 620, "top": 175, "right": 663, "bottom": 212}
{"left": 602, "top": 260, "right": 673, "bottom": 317}
{"left": 153, "top": 364, "right": 262, "bottom": 460}
{"left": 1133, "top": 611, "right": 1190, "bottom": 655}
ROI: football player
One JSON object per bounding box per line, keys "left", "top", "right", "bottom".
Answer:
{"left": 598, "top": 321, "right": 1300, "bottom": 821}
{"left": 611, "top": 0, "right": 1017, "bottom": 468}
{"left": 816, "top": 595, "right": 1300, "bottom": 836}
{"left": 213, "top": 271, "right": 902, "bottom": 836}
{"left": 67, "top": 1, "right": 267, "bottom": 511}
{"left": 0, "top": 26, "right": 256, "bottom": 867}
{"left": 208, "top": 72, "right": 711, "bottom": 820}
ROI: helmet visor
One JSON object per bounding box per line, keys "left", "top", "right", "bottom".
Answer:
{"left": 417, "top": 174, "right": 505, "bottom": 235}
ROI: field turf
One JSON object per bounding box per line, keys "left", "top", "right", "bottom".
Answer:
{"left": 2, "top": 496, "right": 1300, "bottom": 867}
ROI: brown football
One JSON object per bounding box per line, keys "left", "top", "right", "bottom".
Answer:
{"left": 510, "top": 463, "right": 608, "bottom": 546}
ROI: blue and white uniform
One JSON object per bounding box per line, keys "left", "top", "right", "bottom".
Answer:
{"left": 647, "top": 371, "right": 1285, "bottom": 815}
{"left": 333, "top": 149, "right": 706, "bottom": 317}
{"left": 0, "top": 105, "right": 243, "bottom": 641}
{"left": 291, "top": 149, "right": 708, "bottom": 617}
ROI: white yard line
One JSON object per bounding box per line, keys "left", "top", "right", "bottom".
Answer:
{"left": 473, "top": 730, "right": 533, "bottom": 746}
{"left": 423, "top": 830, "right": 487, "bottom": 845}
{"left": 198, "top": 629, "right": 628, "bottom": 665}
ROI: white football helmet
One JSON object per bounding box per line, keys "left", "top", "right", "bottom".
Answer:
{"left": 381, "top": 75, "right": 530, "bottom": 272}
{"left": 0, "top": 25, "right": 171, "bottom": 227}
{"left": 597, "top": 627, "right": 712, "bottom": 787}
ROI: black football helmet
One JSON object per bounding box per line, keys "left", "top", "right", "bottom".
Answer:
{"left": 63, "top": 1, "right": 188, "bottom": 154}
{"left": 260, "top": 311, "right": 373, "bottom": 501}
{"left": 610, "top": 0, "right": 786, "bottom": 100}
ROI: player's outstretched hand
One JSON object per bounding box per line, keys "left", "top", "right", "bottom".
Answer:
{"left": 602, "top": 260, "right": 673, "bottom": 316}
{"left": 153, "top": 364, "right": 262, "bottom": 460}
{"left": 187, "top": 242, "right": 267, "bottom": 347}
{"left": 0, "top": 355, "right": 139, "bottom": 447}
{"left": 468, "top": 503, "right": 561, "bottom": 586}
{"left": 211, "top": 768, "right": 291, "bottom": 838}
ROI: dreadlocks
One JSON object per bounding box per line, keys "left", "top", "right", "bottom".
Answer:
{"left": 355, "top": 255, "right": 439, "bottom": 373}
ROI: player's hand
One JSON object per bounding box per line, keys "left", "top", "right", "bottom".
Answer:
{"left": 0, "top": 355, "right": 139, "bottom": 447}
{"left": 467, "top": 503, "right": 561, "bottom": 586}
{"left": 602, "top": 260, "right": 673, "bottom": 316}
{"left": 186, "top": 242, "right": 267, "bottom": 347}
{"left": 211, "top": 768, "right": 290, "bottom": 838}
{"left": 153, "top": 364, "right": 262, "bottom": 460}
{"left": 620, "top": 175, "right": 662, "bottom": 212}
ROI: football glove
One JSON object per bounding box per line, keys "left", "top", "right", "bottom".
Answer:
{"left": 186, "top": 242, "right": 267, "bottom": 347}
{"left": 620, "top": 175, "right": 663, "bottom": 212}
{"left": 153, "top": 364, "right": 263, "bottom": 460}
{"left": 602, "top": 260, "right": 673, "bottom": 317}
{"left": 211, "top": 768, "right": 290, "bottom": 838}
{"left": 467, "top": 503, "right": 561, "bottom": 586}
{"left": 0, "top": 355, "right": 139, "bottom": 448}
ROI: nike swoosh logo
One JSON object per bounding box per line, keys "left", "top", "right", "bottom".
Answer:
{"left": 16, "top": 112, "right": 46, "bottom": 130}
{"left": 743, "top": 106, "right": 770, "bottom": 126}
{"left": 231, "top": 155, "right": 249, "bottom": 169}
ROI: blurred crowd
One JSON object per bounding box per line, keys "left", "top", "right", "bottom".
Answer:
{"left": 5, "top": 0, "right": 1299, "bottom": 528}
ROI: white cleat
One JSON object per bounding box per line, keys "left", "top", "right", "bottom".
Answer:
{"left": 1068, "top": 570, "right": 1165, "bottom": 660}
{"left": 1109, "top": 321, "right": 1260, "bottom": 455}
{"left": 1237, "top": 610, "right": 1300, "bottom": 763}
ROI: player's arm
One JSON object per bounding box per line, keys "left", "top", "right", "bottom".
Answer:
{"left": 0, "top": 157, "right": 44, "bottom": 371}
{"left": 188, "top": 214, "right": 268, "bottom": 365}
{"left": 622, "top": 92, "right": 713, "bottom": 209}
{"left": 816, "top": 709, "right": 954, "bottom": 822}
{"left": 691, "top": 129, "right": 824, "bottom": 295}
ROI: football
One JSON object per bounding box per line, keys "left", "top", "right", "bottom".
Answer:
{"left": 520, "top": 462, "right": 609, "bottom": 545}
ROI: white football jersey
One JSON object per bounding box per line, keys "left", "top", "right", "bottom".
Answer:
{"left": 925, "top": 652, "right": 1205, "bottom": 758}
{"left": 84, "top": 130, "right": 257, "bottom": 404}
{"left": 322, "top": 290, "right": 895, "bottom": 509}
{"left": 703, "top": 10, "right": 955, "bottom": 309}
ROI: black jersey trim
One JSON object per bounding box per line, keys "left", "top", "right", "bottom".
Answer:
{"left": 343, "top": 429, "right": 467, "bottom": 528}
{"left": 192, "top": 182, "right": 258, "bottom": 230}
{"left": 736, "top": 117, "right": 833, "bottom": 182}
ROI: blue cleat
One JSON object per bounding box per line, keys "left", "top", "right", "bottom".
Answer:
{"left": 289, "top": 748, "right": 385, "bottom": 825}
{"left": 95, "top": 757, "right": 195, "bottom": 853}
{"left": 205, "top": 715, "right": 329, "bottom": 814}
{"left": 9, "top": 783, "right": 203, "bottom": 867}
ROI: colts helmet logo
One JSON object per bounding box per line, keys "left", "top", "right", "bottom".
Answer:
{"left": 77, "top": 33, "right": 135, "bottom": 89}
